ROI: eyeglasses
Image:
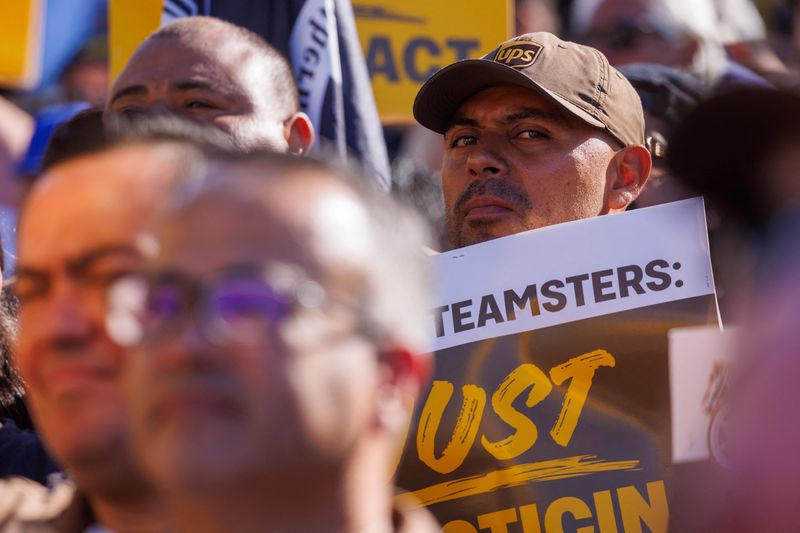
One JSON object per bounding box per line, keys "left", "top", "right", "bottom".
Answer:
{"left": 105, "top": 263, "right": 327, "bottom": 348}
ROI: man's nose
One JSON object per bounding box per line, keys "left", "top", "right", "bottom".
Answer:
{"left": 150, "top": 316, "right": 220, "bottom": 373}
{"left": 42, "top": 279, "right": 97, "bottom": 349}
{"left": 466, "top": 138, "right": 508, "bottom": 178}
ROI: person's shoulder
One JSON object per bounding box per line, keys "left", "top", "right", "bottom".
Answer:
{"left": 0, "top": 477, "right": 75, "bottom": 531}
{"left": 0, "top": 419, "right": 61, "bottom": 486}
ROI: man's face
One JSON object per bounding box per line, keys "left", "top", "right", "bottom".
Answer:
{"left": 126, "top": 177, "right": 378, "bottom": 490}
{"left": 580, "top": 0, "right": 688, "bottom": 68}
{"left": 442, "top": 84, "right": 619, "bottom": 247}
{"left": 108, "top": 35, "right": 288, "bottom": 152}
{"left": 15, "top": 146, "right": 173, "bottom": 468}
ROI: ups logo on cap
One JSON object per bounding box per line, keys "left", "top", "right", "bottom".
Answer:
{"left": 494, "top": 41, "right": 542, "bottom": 69}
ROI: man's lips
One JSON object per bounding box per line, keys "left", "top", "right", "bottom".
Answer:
{"left": 43, "top": 364, "right": 117, "bottom": 399}
{"left": 462, "top": 196, "right": 517, "bottom": 219}
{"left": 150, "top": 387, "right": 242, "bottom": 423}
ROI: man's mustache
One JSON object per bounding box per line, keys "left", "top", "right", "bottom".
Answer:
{"left": 453, "top": 178, "right": 532, "bottom": 218}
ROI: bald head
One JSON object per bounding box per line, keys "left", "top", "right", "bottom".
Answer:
{"left": 162, "top": 153, "right": 431, "bottom": 352}
{"left": 124, "top": 154, "right": 431, "bottom": 502}
{"left": 108, "top": 16, "right": 313, "bottom": 154}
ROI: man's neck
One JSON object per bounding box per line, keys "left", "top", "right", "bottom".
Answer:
{"left": 73, "top": 461, "right": 165, "bottom": 533}
{"left": 170, "top": 446, "right": 392, "bottom": 533}
{"left": 89, "top": 491, "right": 165, "bottom": 533}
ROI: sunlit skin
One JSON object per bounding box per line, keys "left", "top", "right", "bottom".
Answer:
{"left": 107, "top": 19, "right": 313, "bottom": 154}
{"left": 125, "top": 167, "right": 429, "bottom": 533}
{"left": 126, "top": 177, "right": 373, "bottom": 487}
{"left": 442, "top": 85, "right": 650, "bottom": 248}
{"left": 14, "top": 145, "right": 177, "bottom": 531}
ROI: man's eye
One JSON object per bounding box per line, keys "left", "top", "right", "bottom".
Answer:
{"left": 185, "top": 101, "right": 215, "bottom": 110}
{"left": 13, "top": 281, "right": 47, "bottom": 304}
{"left": 451, "top": 135, "right": 477, "bottom": 148}
{"left": 515, "top": 129, "right": 549, "bottom": 140}
{"left": 119, "top": 108, "right": 143, "bottom": 118}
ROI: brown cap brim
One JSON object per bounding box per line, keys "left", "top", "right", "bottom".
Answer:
{"left": 413, "top": 59, "right": 605, "bottom": 135}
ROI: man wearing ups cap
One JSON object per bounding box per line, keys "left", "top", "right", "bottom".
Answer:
{"left": 414, "top": 32, "right": 652, "bottom": 248}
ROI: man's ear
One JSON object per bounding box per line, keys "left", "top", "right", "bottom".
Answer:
{"left": 284, "top": 111, "right": 315, "bottom": 155}
{"left": 374, "top": 347, "right": 431, "bottom": 433}
{"left": 605, "top": 144, "right": 652, "bottom": 213}
{"left": 378, "top": 347, "right": 431, "bottom": 397}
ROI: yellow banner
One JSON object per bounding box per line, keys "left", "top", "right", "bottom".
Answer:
{"left": 108, "top": 0, "right": 162, "bottom": 80}
{"left": 0, "top": 0, "right": 44, "bottom": 89}
{"left": 354, "top": 1, "right": 512, "bottom": 123}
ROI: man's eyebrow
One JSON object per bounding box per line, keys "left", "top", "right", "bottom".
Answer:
{"left": 445, "top": 116, "right": 479, "bottom": 134}
{"left": 13, "top": 267, "right": 47, "bottom": 282}
{"left": 67, "top": 245, "right": 143, "bottom": 273}
{"left": 109, "top": 85, "right": 148, "bottom": 105}
{"left": 171, "top": 80, "right": 220, "bottom": 93}
{"left": 501, "top": 108, "right": 566, "bottom": 126}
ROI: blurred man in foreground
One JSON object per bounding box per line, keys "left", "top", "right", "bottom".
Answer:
{"left": 5, "top": 124, "right": 226, "bottom": 531}
{"left": 107, "top": 16, "right": 314, "bottom": 156}
{"left": 413, "top": 32, "right": 651, "bottom": 248}
{"left": 114, "top": 154, "right": 437, "bottom": 533}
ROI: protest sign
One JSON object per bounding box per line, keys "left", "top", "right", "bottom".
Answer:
{"left": 0, "top": 0, "right": 43, "bottom": 89}
{"left": 668, "top": 326, "right": 734, "bottom": 466}
{"left": 353, "top": 0, "right": 511, "bottom": 122}
{"left": 395, "top": 198, "right": 719, "bottom": 532}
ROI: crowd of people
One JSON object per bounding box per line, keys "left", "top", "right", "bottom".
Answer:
{"left": 0, "top": 0, "right": 798, "bottom": 531}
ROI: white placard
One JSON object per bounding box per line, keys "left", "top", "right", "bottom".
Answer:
{"left": 669, "top": 326, "right": 736, "bottom": 464}
{"left": 430, "top": 197, "right": 717, "bottom": 351}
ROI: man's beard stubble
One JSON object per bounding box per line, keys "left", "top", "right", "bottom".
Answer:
{"left": 447, "top": 177, "right": 533, "bottom": 249}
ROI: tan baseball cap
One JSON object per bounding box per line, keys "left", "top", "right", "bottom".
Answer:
{"left": 413, "top": 32, "right": 645, "bottom": 147}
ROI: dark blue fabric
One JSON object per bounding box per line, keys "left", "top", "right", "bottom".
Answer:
{"left": 0, "top": 418, "right": 60, "bottom": 486}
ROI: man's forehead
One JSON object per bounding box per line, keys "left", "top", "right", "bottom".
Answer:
{"left": 448, "top": 85, "right": 573, "bottom": 129}
{"left": 159, "top": 171, "right": 367, "bottom": 277}
{"left": 112, "top": 35, "right": 253, "bottom": 94}
{"left": 20, "top": 146, "right": 176, "bottom": 255}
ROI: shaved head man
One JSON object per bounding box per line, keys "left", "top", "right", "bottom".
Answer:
{"left": 108, "top": 16, "right": 314, "bottom": 155}
{"left": 114, "top": 154, "right": 437, "bottom": 533}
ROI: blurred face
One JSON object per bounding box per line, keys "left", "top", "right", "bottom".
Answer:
{"left": 580, "top": 0, "right": 690, "bottom": 68}
{"left": 442, "top": 85, "right": 619, "bottom": 247}
{"left": 14, "top": 146, "right": 173, "bottom": 469}
{"left": 126, "top": 180, "right": 378, "bottom": 491}
{"left": 108, "top": 34, "right": 289, "bottom": 152}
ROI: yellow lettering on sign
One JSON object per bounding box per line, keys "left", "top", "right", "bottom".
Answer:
{"left": 544, "top": 496, "right": 594, "bottom": 533}
{"left": 435, "top": 481, "right": 667, "bottom": 533}
{"left": 593, "top": 490, "right": 619, "bottom": 533}
{"left": 481, "top": 363, "right": 552, "bottom": 460}
{"left": 477, "top": 507, "right": 518, "bottom": 533}
{"left": 519, "top": 503, "right": 543, "bottom": 533}
{"left": 442, "top": 521, "right": 478, "bottom": 533}
{"left": 550, "top": 350, "right": 616, "bottom": 447}
{"left": 618, "top": 481, "right": 669, "bottom": 533}
{"left": 417, "top": 381, "right": 486, "bottom": 474}
{"left": 355, "top": 0, "right": 512, "bottom": 122}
